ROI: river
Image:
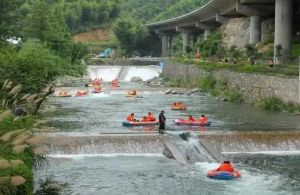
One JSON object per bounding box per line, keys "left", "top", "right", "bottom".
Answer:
{"left": 35, "top": 66, "right": 300, "bottom": 194}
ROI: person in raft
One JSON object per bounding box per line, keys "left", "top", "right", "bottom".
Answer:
{"left": 216, "top": 161, "right": 235, "bottom": 172}
{"left": 199, "top": 115, "right": 208, "bottom": 123}
{"left": 141, "top": 116, "right": 148, "bottom": 122}
{"left": 146, "top": 112, "right": 156, "bottom": 121}
{"left": 187, "top": 115, "right": 196, "bottom": 122}
{"left": 127, "top": 113, "right": 136, "bottom": 122}
{"left": 128, "top": 90, "right": 137, "bottom": 96}
{"left": 112, "top": 79, "right": 119, "bottom": 85}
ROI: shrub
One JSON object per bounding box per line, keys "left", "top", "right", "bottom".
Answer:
{"left": 226, "top": 90, "right": 244, "bottom": 104}
{"left": 255, "top": 97, "right": 285, "bottom": 112}
{"left": 238, "top": 64, "right": 267, "bottom": 73}
{"left": 198, "top": 76, "right": 217, "bottom": 92}
{"left": 35, "top": 175, "right": 72, "bottom": 195}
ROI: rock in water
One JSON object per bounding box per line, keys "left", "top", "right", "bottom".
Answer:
{"left": 131, "top": 77, "right": 143, "bottom": 82}
{"left": 165, "top": 89, "right": 171, "bottom": 94}
{"left": 191, "top": 88, "right": 199, "bottom": 93}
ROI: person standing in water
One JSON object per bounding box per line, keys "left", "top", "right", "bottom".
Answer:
{"left": 159, "top": 110, "right": 166, "bottom": 134}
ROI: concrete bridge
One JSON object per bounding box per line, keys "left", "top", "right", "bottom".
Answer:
{"left": 147, "top": 0, "right": 298, "bottom": 63}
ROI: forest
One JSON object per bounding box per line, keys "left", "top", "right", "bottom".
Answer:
{"left": 0, "top": 0, "right": 209, "bottom": 94}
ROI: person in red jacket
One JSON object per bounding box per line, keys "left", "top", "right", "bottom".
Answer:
{"left": 199, "top": 115, "right": 208, "bottom": 123}
{"left": 216, "top": 161, "right": 234, "bottom": 172}
{"left": 127, "top": 113, "right": 135, "bottom": 122}
{"left": 146, "top": 112, "right": 156, "bottom": 121}
{"left": 187, "top": 115, "right": 195, "bottom": 122}
{"left": 141, "top": 116, "right": 148, "bottom": 122}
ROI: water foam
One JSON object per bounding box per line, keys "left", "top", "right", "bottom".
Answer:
{"left": 48, "top": 153, "right": 164, "bottom": 160}
{"left": 223, "top": 150, "right": 300, "bottom": 155}
{"left": 87, "top": 65, "right": 162, "bottom": 82}
{"left": 195, "top": 162, "right": 287, "bottom": 194}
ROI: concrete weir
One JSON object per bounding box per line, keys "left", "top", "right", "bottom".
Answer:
{"left": 41, "top": 131, "right": 300, "bottom": 165}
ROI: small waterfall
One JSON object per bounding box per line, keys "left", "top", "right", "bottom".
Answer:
{"left": 163, "top": 133, "right": 224, "bottom": 164}
{"left": 185, "top": 133, "right": 218, "bottom": 163}
{"left": 87, "top": 65, "right": 162, "bottom": 82}
{"left": 201, "top": 132, "right": 300, "bottom": 153}
{"left": 87, "top": 66, "right": 122, "bottom": 81}
{"left": 44, "top": 135, "right": 163, "bottom": 155}
{"left": 123, "top": 66, "right": 162, "bottom": 81}
{"left": 117, "top": 66, "right": 129, "bottom": 81}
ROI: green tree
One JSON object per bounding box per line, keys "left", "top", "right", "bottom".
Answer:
{"left": 1, "top": 40, "right": 68, "bottom": 93}
{"left": 0, "top": 0, "right": 24, "bottom": 44}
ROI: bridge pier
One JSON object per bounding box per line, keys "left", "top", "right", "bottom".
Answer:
{"left": 274, "top": 0, "right": 293, "bottom": 64}
{"left": 250, "top": 16, "right": 261, "bottom": 44}
{"left": 161, "top": 34, "right": 169, "bottom": 57}
{"left": 204, "top": 29, "right": 211, "bottom": 40}
{"left": 182, "top": 32, "right": 190, "bottom": 54}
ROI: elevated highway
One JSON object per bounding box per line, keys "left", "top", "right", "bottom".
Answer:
{"left": 147, "top": 0, "right": 296, "bottom": 64}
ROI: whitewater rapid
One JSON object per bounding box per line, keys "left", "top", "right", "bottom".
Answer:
{"left": 87, "top": 65, "right": 162, "bottom": 82}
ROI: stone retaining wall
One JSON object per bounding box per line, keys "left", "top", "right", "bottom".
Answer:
{"left": 163, "top": 63, "right": 299, "bottom": 104}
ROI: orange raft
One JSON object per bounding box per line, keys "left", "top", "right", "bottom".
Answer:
{"left": 171, "top": 104, "right": 187, "bottom": 110}
{"left": 75, "top": 90, "right": 88, "bottom": 97}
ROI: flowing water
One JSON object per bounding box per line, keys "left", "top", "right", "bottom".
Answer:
{"left": 35, "top": 66, "right": 300, "bottom": 194}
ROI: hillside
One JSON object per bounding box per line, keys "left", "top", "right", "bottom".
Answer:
{"left": 153, "top": 0, "right": 210, "bottom": 21}
{"left": 72, "top": 29, "right": 114, "bottom": 42}
{"left": 122, "top": 0, "right": 210, "bottom": 23}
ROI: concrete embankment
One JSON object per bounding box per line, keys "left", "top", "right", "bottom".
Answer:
{"left": 163, "top": 63, "right": 299, "bottom": 104}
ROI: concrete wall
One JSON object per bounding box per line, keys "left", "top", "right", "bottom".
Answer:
{"left": 163, "top": 63, "right": 299, "bottom": 104}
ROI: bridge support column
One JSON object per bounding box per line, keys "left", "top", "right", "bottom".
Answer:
{"left": 250, "top": 16, "right": 261, "bottom": 44}
{"left": 274, "top": 0, "right": 293, "bottom": 64}
{"left": 182, "top": 32, "right": 190, "bottom": 53}
{"left": 204, "top": 29, "right": 211, "bottom": 40}
{"left": 160, "top": 34, "right": 169, "bottom": 57}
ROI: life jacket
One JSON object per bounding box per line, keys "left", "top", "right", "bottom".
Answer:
{"left": 216, "top": 163, "right": 234, "bottom": 172}
{"left": 199, "top": 117, "right": 208, "bottom": 123}
{"left": 147, "top": 114, "right": 156, "bottom": 121}
{"left": 187, "top": 117, "right": 195, "bottom": 122}
{"left": 127, "top": 115, "right": 134, "bottom": 122}
{"left": 141, "top": 117, "right": 148, "bottom": 122}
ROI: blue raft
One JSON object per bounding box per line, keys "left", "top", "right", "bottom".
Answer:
{"left": 207, "top": 170, "right": 241, "bottom": 180}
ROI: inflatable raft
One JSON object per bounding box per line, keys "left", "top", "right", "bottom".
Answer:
{"left": 92, "top": 90, "right": 104, "bottom": 93}
{"left": 75, "top": 91, "right": 88, "bottom": 97}
{"left": 207, "top": 169, "right": 241, "bottom": 180}
{"left": 174, "top": 119, "right": 211, "bottom": 126}
{"left": 171, "top": 106, "right": 187, "bottom": 110}
{"left": 125, "top": 95, "right": 143, "bottom": 98}
{"left": 56, "top": 95, "right": 72, "bottom": 97}
{"left": 122, "top": 121, "right": 159, "bottom": 127}
{"left": 110, "top": 85, "right": 120, "bottom": 88}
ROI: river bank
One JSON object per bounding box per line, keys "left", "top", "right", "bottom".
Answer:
{"left": 155, "top": 62, "right": 300, "bottom": 113}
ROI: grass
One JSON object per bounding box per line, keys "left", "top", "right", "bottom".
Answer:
{"left": 171, "top": 56, "right": 299, "bottom": 77}
{"left": 226, "top": 90, "right": 244, "bottom": 104}
{"left": 0, "top": 113, "right": 38, "bottom": 195}
{"left": 0, "top": 141, "right": 35, "bottom": 195}
{"left": 254, "top": 97, "right": 300, "bottom": 113}
{"left": 0, "top": 116, "right": 36, "bottom": 136}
